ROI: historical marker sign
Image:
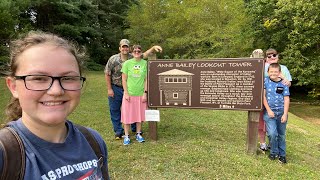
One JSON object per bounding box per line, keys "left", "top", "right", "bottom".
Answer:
{"left": 148, "top": 58, "right": 264, "bottom": 111}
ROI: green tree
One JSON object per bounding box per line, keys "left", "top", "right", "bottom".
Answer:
{"left": 125, "top": 0, "right": 253, "bottom": 59}
{"left": 30, "top": 0, "right": 134, "bottom": 66}
{"left": 92, "top": 0, "right": 136, "bottom": 65}
{"left": 0, "top": 0, "right": 13, "bottom": 74}
{"left": 0, "top": 0, "right": 133, "bottom": 72}
{"left": 0, "top": 0, "right": 31, "bottom": 74}
{"left": 247, "top": 0, "right": 320, "bottom": 98}
{"left": 24, "top": 0, "right": 103, "bottom": 66}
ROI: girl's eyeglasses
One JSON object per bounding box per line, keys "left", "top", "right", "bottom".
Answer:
{"left": 267, "top": 54, "right": 278, "bottom": 58}
{"left": 14, "top": 75, "right": 86, "bottom": 91}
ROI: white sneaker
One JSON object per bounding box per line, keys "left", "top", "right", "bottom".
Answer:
{"left": 260, "top": 143, "right": 267, "bottom": 151}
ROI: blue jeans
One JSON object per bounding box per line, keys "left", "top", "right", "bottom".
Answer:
{"left": 108, "top": 85, "right": 136, "bottom": 135}
{"left": 263, "top": 109, "right": 287, "bottom": 157}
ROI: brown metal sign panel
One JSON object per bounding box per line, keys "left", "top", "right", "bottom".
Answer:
{"left": 147, "top": 58, "right": 264, "bottom": 111}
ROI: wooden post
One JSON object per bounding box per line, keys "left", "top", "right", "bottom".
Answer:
{"left": 247, "top": 111, "right": 260, "bottom": 154}
{"left": 247, "top": 49, "right": 264, "bottom": 154}
{"left": 148, "top": 53, "right": 158, "bottom": 141}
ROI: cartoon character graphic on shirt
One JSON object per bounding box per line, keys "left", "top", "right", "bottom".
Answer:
{"left": 132, "top": 65, "right": 141, "bottom": 78}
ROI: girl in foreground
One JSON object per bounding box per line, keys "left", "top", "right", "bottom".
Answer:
{"left": 0, "top": 31, "right": 109, "bottom": 179}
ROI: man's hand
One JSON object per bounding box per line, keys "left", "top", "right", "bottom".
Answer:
{"left": 107, "top": 88, "right": 114, "bottom": 98}
{"left": 251, "top": 49, "right": 264, "bottom": 58}
{"left": 143, "top": 45, "right": 163, "bottom": 59}
{"left": 152, "top": 45, "right": 162, "bottom": 53}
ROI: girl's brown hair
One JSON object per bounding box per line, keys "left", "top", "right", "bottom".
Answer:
{"left": 265, "top": 48, "right": 278, "bottom": 56}
{"left": 132, "top": 45, "right": 142, "bottom": 50}
{"left": 131, "top": 44, "right": 142, "bottom": 53}
{"left": 5, "top": 31, "right": 85, "bottom": 122}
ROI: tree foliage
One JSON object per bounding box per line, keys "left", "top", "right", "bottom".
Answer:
{"left": 247, "top": 0, "right": 320, "bottom": 98}
{"left": 125, "top": 0, "right": 253, "bottom": 59}
{"left": 0, "top": 0, "right": 31, "bottom": 74}
{"left": 0, "top": 0, "right": 319, "bottom": 98}
{"left": 0, "top": 0, "right": 132, "bottom": 73}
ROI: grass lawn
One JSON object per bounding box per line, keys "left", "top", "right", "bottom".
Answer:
{"left": 290, "top": 102, "right": 320, "bottom": 125}
{"left": 1, "top": 71, "right": 320, "bottom": 179}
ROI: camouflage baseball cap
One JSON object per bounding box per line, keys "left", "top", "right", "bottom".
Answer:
{"left": 119, "top": 39, "right": 130, "bottom": 46}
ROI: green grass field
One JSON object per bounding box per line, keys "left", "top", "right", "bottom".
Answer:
{"left": 1, "top": 71, "right": 320, "bottom": 179}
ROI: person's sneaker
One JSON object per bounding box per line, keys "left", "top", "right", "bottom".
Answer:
{"left": 135, "top": 133, "right": 145, "bottom": 143}
{"left": 123, "top": 136, "right": 130, "bottom": 145}
{"left": 279, "top": 156, "right": 287, "bottom": 164}
{"left": 268, "top": 154, "right": 278, "bottom": 160}
{"left": 115, "top": 133, "right": 123, "bottom": 140}
{"left": 267, "top": 144, "right": 271, "bottom": 150}
{"left": 259, "top": 143, "right": 268, "bottom": 151}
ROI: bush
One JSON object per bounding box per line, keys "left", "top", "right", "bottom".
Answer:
{"left": 0, "top": 56, "right": 9, "bottom": 76}
{"left": 84, "top": 61, "right": 104, "bottom": 71}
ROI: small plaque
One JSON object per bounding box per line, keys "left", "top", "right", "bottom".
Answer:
{"left": 145, "top": 110, "right": 160, "bottom": 122}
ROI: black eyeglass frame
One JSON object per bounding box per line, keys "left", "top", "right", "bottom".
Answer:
{"left": 14, "top": 75, "right": 86, "bottom": 91}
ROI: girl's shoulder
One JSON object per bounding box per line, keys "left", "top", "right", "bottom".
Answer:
{"left": 85, "top": 127, "right": 105, "bottom": 144}
{"left": 69, "top": 121, "right": 108, "bottom": 158}
{"left": 280, "top": 64, "right": 289, "bottom": 70}
{"left": 69, "top": 121, "right": 105, "bottom": 145}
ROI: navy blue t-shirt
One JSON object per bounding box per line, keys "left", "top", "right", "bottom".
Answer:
{"left": 0, "top": 119, "right": 109, "bottom": 180}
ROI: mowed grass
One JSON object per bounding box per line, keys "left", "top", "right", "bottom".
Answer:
{"left": 290, "top": 103, "right": 320, "bottom": 125}
{"left": 1, "top": 71, "right": 320, "bottom": 179}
